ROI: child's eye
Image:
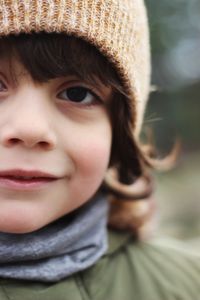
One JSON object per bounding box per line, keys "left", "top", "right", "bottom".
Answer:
{"left": 57, "top": 86, "right": 101, "bottom": 105}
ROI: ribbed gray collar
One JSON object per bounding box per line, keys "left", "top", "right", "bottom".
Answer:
{"left": 0, "top": 193, "right": 109, "bottom": 282}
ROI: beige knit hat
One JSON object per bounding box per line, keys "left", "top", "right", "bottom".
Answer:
{"left": 0, "top": 0, "right": 151, "bottom": 134}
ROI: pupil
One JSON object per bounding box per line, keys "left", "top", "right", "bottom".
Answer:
{"left": 67, "top": 87, "right": 87, "bottom": 102}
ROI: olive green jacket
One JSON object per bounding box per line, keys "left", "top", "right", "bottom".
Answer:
{"left": 0, "top": 230, "right": 200, "bottom": 300}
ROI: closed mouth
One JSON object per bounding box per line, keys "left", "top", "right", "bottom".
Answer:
{"left": 0, "top": 169, "right": 59, "bottom": 190}
{"left": 0, "top": 169, "right": 58, "bottom": 180}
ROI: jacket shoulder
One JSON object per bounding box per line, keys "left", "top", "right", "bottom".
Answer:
{"left": 127, "top": 236, "right": 200, "bottom": 299}
{"left": 81, "top": 230, "right": 200, "bottom": 300}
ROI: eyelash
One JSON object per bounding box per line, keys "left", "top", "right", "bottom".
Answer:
{"left": 57, "top": 86, "right": 103, "bottom": 107}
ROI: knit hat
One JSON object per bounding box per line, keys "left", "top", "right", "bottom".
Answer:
{"left": 0, "top": 0, "right": 151, "bottom": 135}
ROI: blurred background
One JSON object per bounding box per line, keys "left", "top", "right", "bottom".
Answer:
{"left": 144, "top": 0, "right": 200, "bottom": 240}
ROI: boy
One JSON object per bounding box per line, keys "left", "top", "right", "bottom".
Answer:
{"left": 0, "top": 1, "right": 199, "bottom": 299}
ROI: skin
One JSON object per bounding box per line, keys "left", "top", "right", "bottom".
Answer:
{"left": 0, "top": 58, "right": 112, "bottom": 234}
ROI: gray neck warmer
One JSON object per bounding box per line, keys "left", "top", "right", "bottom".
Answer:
{"left": 0, "top": 193, "right": 108, "bottom": 282}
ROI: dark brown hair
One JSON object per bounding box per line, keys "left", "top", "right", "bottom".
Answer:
{"left": 0, "top": 33, "right": 154, "bottom": 238}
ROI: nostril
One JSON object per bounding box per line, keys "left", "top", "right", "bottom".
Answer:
{"left": 39, "top": 141, "right": 48, "bottom": 146}
{"left": 39, "top": 141, "right": 53, "bottom": 150}
{"left": 9, "top": 138, "right": 20, "bottom": 145}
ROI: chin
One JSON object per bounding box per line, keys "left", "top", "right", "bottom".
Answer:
{"left": 0, "top": 217, "right": 46, "bottom": 234}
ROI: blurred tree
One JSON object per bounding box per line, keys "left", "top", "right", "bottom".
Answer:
{"left": 144, "top": 0, "right": 200, "bottom": 152}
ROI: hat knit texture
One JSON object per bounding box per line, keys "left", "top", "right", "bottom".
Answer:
{"left": 0, "top": 0, "right": 151, "bottom": 134}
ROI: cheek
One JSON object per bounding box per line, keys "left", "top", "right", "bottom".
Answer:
{"left": 74, "top": 134, "right": 111, "bottom": 177}
{"left": 58, "top": 109, "right": 112, "bottom": 202}
{"left": 78, "top": 141, "right": 110, "bottom": 174}
{"left": 68, "top": 123, "right": 112, "bottom": 191}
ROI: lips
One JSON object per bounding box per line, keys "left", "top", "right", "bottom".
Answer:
{"left": 0, "top": 169, "right": 57, "bottom": 178}
{"left": 0, "top": 169, "right": 59, "bottom": 190}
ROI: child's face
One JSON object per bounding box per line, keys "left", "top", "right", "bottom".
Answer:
{"left": 0, "top": 58, "right": 112, "bottom": 234}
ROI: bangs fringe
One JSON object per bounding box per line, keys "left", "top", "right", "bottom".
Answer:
{"left": 0, "top": 33, "right": 122, "bottom": 90}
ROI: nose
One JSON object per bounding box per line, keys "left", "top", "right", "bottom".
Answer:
{"left": 0, "top": 92, "right": 57, "bottom": 150}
